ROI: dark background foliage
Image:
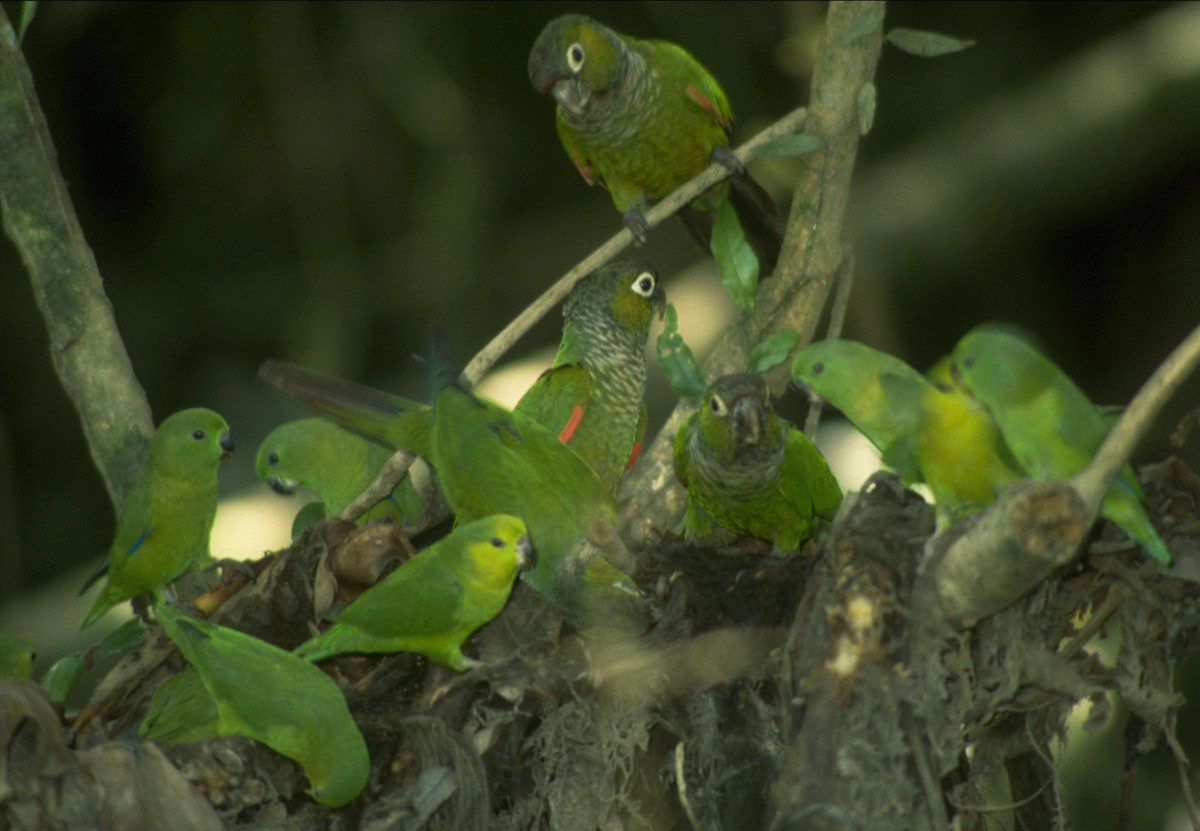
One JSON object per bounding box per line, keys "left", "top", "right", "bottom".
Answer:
{"left": 2, "top": 4, "right": 1198, "bottom": 826}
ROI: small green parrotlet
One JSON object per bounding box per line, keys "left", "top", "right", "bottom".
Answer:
{"left": 255, "top": 418, "right": 425, "bottom": 532}
{"left": 294, "top": 514, "right": 534, "bottom": 671}
{"left": 951, "top": 326, "right": 1171, "bottom": 565}
{"left": 261, "top": 260, "right": 663, "bottom": 495}
{"left": 518, "top": 260, "right": 665, "bottom": 491}
{"left": 674, "top": 373, "right": 843, "bottom": 552}
{"left": 528, "top": 14, "right": 782, "bottom": 267}
{"left": 151, "top": 603, "right": 370, "bottom": 807}
{"left": 791, "top": 340, "right": 1023, "bottom": 527}
{"left": 80, "top": 408, "right": 233, "bottom": 630}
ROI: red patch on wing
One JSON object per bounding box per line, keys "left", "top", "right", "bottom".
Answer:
{"left": 686, "top": 84, "right": 731, "bottom": 131}
{"left": 559, "top": 404, "right": 585, "bottom": 444}
{"left": 569, "top": 147, "right": 598, "bottom": 186}
{"left": 625, "top": 441, "right": 643, "bottom": 471}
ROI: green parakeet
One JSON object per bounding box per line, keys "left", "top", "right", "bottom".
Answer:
{"left": 528, "top": 14, "right": 781, "bottom": 267}
{"left": 255, "top": 418, "right": 425, "bottom": 529}
{"left": 80, "top": 408, "right": 233, "bottom": 630}
{"left": 140, "top": 667, "right": 219, "bottom": 744}
{"left": 262, "top": 261, "right": 662, "bottom": 494}
{"left": 951, "top": 326, "right": 1171, "bottom": 565}
{"left": 791, "top": 340, "right": 1023, "bottom": 526}
{"left": 294, "top": 514, "right": 533, "bottom": 671}
{"left": 674, "top": 373, "right": 842, "bottom": 551}
{"left": 916, "top": 358, "right": 1024, "bottom": 524}
{"left": 152, "top": 602, "right": 370, "bottom": 807}
{"left": 0, "top": 634, "right": 37, "bottom": 680}
{"left": 517, "top": 260, "right": 665, "bottom": 490}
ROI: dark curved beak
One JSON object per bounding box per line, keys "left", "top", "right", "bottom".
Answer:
{"left": 515, "top": 534, "right": 536, "bottom": 572}
{"left": 219, "top": 430, "right": 234, "bottom": 460}
{"left": 266, "top": 475, "right": 298, "bottom": 496}
{"left": 732, "top": 395, "right": 765, "bottom": 447}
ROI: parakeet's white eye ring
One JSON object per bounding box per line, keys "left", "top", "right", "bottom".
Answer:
{"left": 631, "top": 271, "right": 656, "bottom": 297}
{"left": 268, "top": 451, "right": 280, "bottom": 466}
{"left": 567, "top": 42, "right": 585, "bottom": 72}
{"left": 490, "top": 537, "right": 506, "bottom": 548}
{"left": 192, "top": 429, "right": 206, "bottom": 440}
{"left": 709, "top": 395, "right": 728, "bottom": 416}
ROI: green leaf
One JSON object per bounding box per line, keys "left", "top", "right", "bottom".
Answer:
{"left": 0, "top": 633, "right": 38, "bottom": 680}
{"left": 656, "top": 305, "right": 708, "bottom": 400}
{"left": 41, "top": 652, "right": 88, "bottom": 704}
{"left": 757, "top": 134, "right": 821, "bottom": 159}
{"left": 749, "top": 330, "right": 801, "bottom": 374}
{"left": 96, "top": 616, "right": 146, "bottom": 660}
{"left": 17, "top": 2, "right": 38, "bottom": 44}
{"left": 886, "top": 28, "right": 975, "bottom": 58}
{"left": 858, "top": 83, "right": 877, "bottom": 136}
{"left": 710, "top": 200, "right": 759, "bottom": 315}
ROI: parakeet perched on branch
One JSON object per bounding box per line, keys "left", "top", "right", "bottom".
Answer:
{"left": 951, "top": 326, "right": 1171, "bottom": 565}
{"left": 152, "top": 603, "right": 369, "bottom": 807}
{"left": 528, "top": 14, "right": 782, "bottom": 269}
{"left": 80, "top": 408, "right": 233, "bottom": 630}
{"left": 255, "top": 418, "right": 425, "bottom": 528}
{"left": 674, "top": 373, "right": 842, "bottom": 552}
{"left": 518, "top": 261, "right": 664, "bottom": 490}
{"left": 294, "top": 514, "right": 533, "bottom": 670}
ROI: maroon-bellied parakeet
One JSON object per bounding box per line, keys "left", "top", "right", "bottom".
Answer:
{"left": 80, "top": 408, "right": 233, "bottom": 630}
{"left": 528, "top": 14, "right": 781, "bottom": 269}
{"left": 674, "top": 373, "right": 842, "bottom": 552}
{"left": 518, "top": 260, "right": 664, "bottom": 490}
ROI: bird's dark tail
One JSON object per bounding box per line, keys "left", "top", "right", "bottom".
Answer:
{"left": 259, "top": 360, "right": 432, "bottom": 457}
{"left": 679, "top": 173, "right": 784, "bottom": 276}
{"left": 422, "top": 327, "right": 467, "bottom": 404}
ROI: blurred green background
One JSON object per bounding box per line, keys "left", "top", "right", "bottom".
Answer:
{"left": 2, "top": 3, "right": 1199, "bottom": 827}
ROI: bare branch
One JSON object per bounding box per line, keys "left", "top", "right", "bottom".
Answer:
{"left": 0, "top": 7, "right": 153, "bottom": 506}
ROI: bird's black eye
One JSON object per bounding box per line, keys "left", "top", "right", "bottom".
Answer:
{"left": 490, "top": 537, "right": 505, "bottom": 548}
{"left": 268, "top": 451, "right": 280, "bottom": 466}
{"left": 631, "top": 271, "right": 656, "bottom": 298}
{"left": 567, "top": 42, "right": 585, "bottom": 72}
{"left": 709, "top": 395, "right": 728, "bottom": 416}
{"left": 192, "top": 429, "right": 206, "bottom": 441}
{"left": 811, "top": 362, "right": 824, "bottom": 376}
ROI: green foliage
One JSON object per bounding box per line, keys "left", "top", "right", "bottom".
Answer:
{"left": 749, "top": 330, "right": 800, "bottom": 374}
{"left": 656, "top": 304, "right": 707, "bottom": 400}
{"left": 41, "top": 652, "right": 87, "bottom": 705}
{"left": 886, "top": 28, "right": 975, "bottom": 58}
{"left": 17, "top": 2, "right": 37, "bottom": 44}
{"left": 711, "top": 200, "right": 759, "bottom": 314}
